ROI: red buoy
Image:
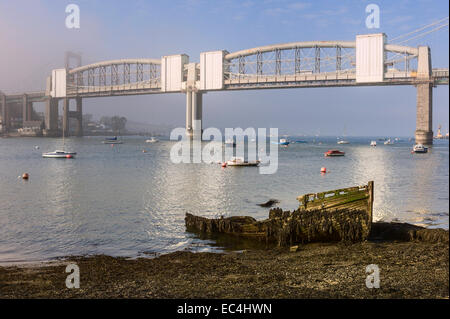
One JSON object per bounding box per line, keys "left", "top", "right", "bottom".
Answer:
{"left": 221, "top": 162, "right": 227, "bottom": 168}
{"left": 66, "top": 154, "right": 73, "bottom": 158}
{"left": 321, "top": 167, "right": 327, "bottom": 173}
{"left": 22, "top": 173, "right": 29, "bottom": 180}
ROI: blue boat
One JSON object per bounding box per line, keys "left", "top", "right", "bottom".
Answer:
{"left": 271, "top": 138, "right": 290, "bottom": 145}
{"left": 103, "top": 136, "right": 123, "bottom": 144}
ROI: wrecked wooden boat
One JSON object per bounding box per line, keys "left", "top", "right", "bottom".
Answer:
{"left": 185, "top": 181, "right": 374, "bottom": 246}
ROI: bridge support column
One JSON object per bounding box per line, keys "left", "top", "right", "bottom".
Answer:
{"left": 192, "top": 92, "right": 203, "bottom": 139}
{"left": 63, "top": 98, "right": 70, "bottom": 136}
{"left": 45, "top": 97, "right": 59, "bottom": 133}
{"left": 415, "top": 46, "right": 433, "bottom": 145}
{"left": 27, "top": 102, "right": 33, "bottom": 121}
{"left": 22, "top": 94, "right": 28, "bottom": 126}
{"left": 1, "top": 94, "right": 9, "bottom": 133}
{"left": 75, "top": 97, "right": 83, "bottom": 137}
{"left": 415, "top": 84, "right": 433, "bottom": 145}
{"left": 186, "top": 91, "right": 193, "bottom": 137}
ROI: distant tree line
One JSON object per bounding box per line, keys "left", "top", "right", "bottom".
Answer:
{"left": 100, "top": 116, "right": 127, "bottom": 132}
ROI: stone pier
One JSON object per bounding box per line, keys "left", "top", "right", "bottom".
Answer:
{"left": 62, "top": 97, "right": 83, "bottom": 137}
{"left": 22, "top": 94, "right": 34, "bottom": 125}
{"left": 415, "top": 46, "right": 433, "bottom": 145}
{"left": 44, "top": 97, "right": 59, "bottom": 134}
{"left": 1, "top": 94, "right": 9, "bottom": 133}
{"left": 185, "top": 62, "right": 203, "bottom": 139}
{"left": 75, "top": 97, "right": 83, "bottom": 137}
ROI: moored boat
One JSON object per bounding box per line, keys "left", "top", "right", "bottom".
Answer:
{"left": 226, "top": 157, "right": 260, "bottom": 167}
{"left": 146, "top": 137, "right": 158, "bottom": 143}
{"left": 324, "top": 149, "right": 345, "bottom": 157}
{"left": 225, "top": 138, "right": 236, "bottom": 147}
{"left": 370, "top": 141, "right": 377, "bottom": 147}
{"left": 272, "top": 138, "right": 290, "bottom": 145}
{"left": 42, "top": 150, "right": 76, "bottom": 158}
{"left": 384, "top": 139, "right": 394, "bottom": 145}
{"left": 337, "top": 140, "right": 349, "bottom": 144}
{"left": 103, "top": 136, "right": 123, "bottom": 144}
{"left": 412, "top": 144, "right": 428, "bottom": 153}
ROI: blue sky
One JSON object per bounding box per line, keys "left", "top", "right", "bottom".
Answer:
{"left": 0, "top": 0, "right": 448, "bottom": 135}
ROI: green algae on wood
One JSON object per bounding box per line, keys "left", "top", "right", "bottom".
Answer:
{"left": 185, "top": 182, "right": 374, "bottom": 246}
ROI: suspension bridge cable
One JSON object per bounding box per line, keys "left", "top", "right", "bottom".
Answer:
{"left": 396, "top": 22, "right": 449, "bottom": 45}
{"left": 390, "top": 16, "right": 449, "bottom": 42}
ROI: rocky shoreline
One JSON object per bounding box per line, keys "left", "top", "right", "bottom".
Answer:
{"left": 0, "top": 222, "right": 448, "bottom": 299}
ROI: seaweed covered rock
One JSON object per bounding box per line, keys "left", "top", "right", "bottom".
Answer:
{"left": 370, "top": 222, "right": 449, "bottom": 243}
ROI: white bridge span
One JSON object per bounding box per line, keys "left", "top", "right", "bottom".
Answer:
{"left": 1, "top": 33, "right": 448, "bottom": 144}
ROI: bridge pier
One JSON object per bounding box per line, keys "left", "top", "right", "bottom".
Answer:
{"left": 22, "top": 94, "right": 34, "bottom": 125}
{"left": 415, "top": 83, "right": 433, "bottom": 145}
{"left": 75, "top": 97, "right": 83, "bottom": 137}
{"left": 1, "top": 94, "right": 10, "bottom": 133}
{"left": 62, "top": 97, "right": 83, "bottom": 137}
{"left": 186, "top": 91, "right": 203, "bottom": 139}
{"left": 186, "top": 91, "right": 192, "bottom": 137}
{"left": 415, "top": 46, "right": 433, "bottom": 145}
{"left": 44, "top": 97, "right": 59, "bottom": 134}
{"left": 192, "top": 92, "right": 202, "bottom": 138}
{"left": 63, "top": 98, "right": 69, "bottom": 136}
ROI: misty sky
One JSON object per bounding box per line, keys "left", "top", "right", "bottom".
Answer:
{"left": 0, "top": 0, "right": 448, "bottom": 136}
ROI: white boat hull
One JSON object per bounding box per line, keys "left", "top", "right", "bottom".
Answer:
{"left": 42, "top": 151, "right": 76, "bottom": 158}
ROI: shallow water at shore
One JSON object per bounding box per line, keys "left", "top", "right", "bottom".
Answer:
{"left": 0, "top": 136, "right": 448, "bottom": 264}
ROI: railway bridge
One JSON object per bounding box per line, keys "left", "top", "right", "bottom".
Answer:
{"left": 1, "top": 33, "right": 449, "bottom": 144}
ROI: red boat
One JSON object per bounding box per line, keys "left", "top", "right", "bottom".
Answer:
{"left": 324, "top": 149, "right": 345, "bottom": 157}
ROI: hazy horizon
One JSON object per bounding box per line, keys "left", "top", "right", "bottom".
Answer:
{"left": 1, "top": 0, "right": 448, "bottom": 136}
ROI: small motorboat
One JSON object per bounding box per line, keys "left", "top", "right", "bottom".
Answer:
{"left": 146, "top": 137, "right": 158, "bottom": 143}
{"left": 370, "top": 141, "right": 377, "bottom": 147}
{"left": 324, "top": 150, "right": 345, "bottom": 157}
{"left": 42, "top": 150, "right": 76, "bottom": 158}
{"left": 294, "top": 140, "right": 308, "bottom": 144}
{"left": 384, "top": 139, "right": 394, "bottom": 145}
{"left": 225, "top": 138, "right": 236, "bottom": 147}
{"left": 226, "top": 157, "right": 260, "bottom": 167}
{"left": 271, "top": 138, "right": 290, "bottom": 145}
{"left": 103, "top": 136, "right": 123, "bottom": 144}
{"left": 412, "top": 144, "right": 428, "bottom": 153}
{"left": 337, "top": 140, "right": 349, "bottom": 144}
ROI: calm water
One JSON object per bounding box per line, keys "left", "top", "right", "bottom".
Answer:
{"left": 0, "top": 136, "right": 448, "bottom": 264}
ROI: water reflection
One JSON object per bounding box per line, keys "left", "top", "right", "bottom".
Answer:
{"left": 0, "top": 136, "right": 448, "bottom": 264}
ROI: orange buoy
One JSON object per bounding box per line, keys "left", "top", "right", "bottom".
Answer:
{"left": 142, "top": 149, "right": 147, "bottom": 153}
{"left": 221, "top": 162, "right": 227, "bottom": 168}
{"left": 22, "top": 173, "right": 29, "bottom": 180}
{"left": 320, "top": 167, "right": 327, "bottom": 173}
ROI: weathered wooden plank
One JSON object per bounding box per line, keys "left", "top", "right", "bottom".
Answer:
{"left": 185, "top": 182, "right": 374, "bottom": 246}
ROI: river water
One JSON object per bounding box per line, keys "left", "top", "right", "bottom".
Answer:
{"left": 0, "top": 136, "right": 448, "bottom": 264}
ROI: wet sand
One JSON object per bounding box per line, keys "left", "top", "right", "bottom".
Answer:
{"left": 1, "top": 236, "right": 448, "bottom": 299}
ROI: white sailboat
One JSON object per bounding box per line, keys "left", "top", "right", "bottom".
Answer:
{"left": 337, "top": 125, "right": 349, "bottom": 144}
{"left": 42, "top": 129, "right": 76, "bottom": 158}
{"left": 145, "top": 137, "right": 158, "bottom": 143}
